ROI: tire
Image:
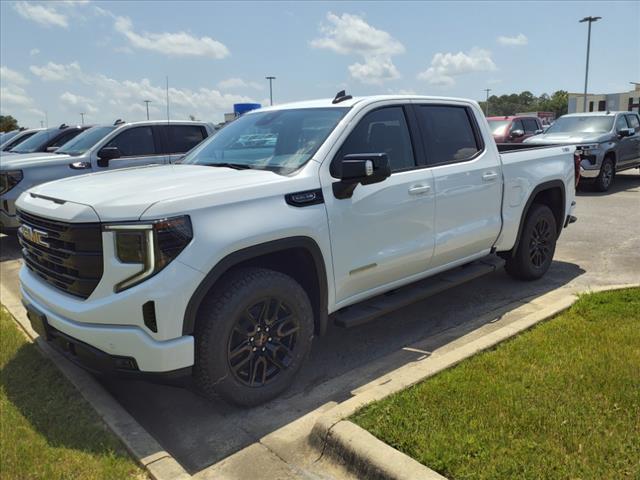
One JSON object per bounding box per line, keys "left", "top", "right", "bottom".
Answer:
{"left": 505, "top": 203, "right": 557, "bottom": 281}
{"left": 194, "top": 267, "right": 314, "bottom": 407}
{"left": 594, "top": 157, "right": 615, "bottom": 192}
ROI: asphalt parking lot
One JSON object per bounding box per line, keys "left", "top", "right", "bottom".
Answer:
{"left": 1, "top": 170, "right": 638, "bottom": 476}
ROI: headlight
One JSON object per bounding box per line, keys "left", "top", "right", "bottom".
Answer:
{"left": 104, "top": 215, "right": 193, "bottom": 292}
{"left": 576, "top": 144, "right": 599, "bottom": 156}
{"left": 0, "top": 170, "right": 23, "bottom": 195}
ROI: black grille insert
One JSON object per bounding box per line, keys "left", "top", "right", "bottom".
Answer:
{"left": 18, "top": 210, "right": 103, "bottom": 299}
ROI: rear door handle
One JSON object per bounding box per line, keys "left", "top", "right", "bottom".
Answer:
{"left": 408, "top": 184, "right": 431, "bottom": 195}
{"left": 482, "top": 171, "right": 499, "bottom": 181}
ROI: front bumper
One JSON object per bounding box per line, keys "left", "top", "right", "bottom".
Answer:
{"left": 579, "top": 166, "right": 600, "bottom": 179}
{"left": 23, "top": 299, "right": 192, "bottom": 382}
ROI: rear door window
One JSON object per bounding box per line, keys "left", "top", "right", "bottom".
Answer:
{"left": 414, "top": 105, "right": 481, "bottom": 165}
{"left": 105, "top": 126, "right": 157, "bottom": 157}
{"left": 165, "top": 125, "right": 207, "bottom": 153}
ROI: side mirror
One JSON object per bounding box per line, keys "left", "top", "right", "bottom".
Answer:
{"left": 617, "top": 128, "right": 634, "bottom": 138}
{"left": 510, "top": 129, "right": 525, "bottom": 138}
{"left": 332, "top": 153, "right": 391, "bottom": 199}
{"left": 534, "top": 129, "right": 544, "bottom": 135}
{"left": 97, "top": 146, "right": 121, "bottom": 167}
{"left": 69, "top": 161, "right": 91, "bottom": 170}
{"left": 46, "top": 146, "right": 58, "bottom": 152}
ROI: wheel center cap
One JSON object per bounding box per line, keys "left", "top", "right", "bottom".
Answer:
{"left": 254, "top": 332, "right": 268, "bottom": 347}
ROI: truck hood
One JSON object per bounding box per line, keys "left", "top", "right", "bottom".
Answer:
{"left": 524, "top": 132, "right": 611, "bottom": 145}
{"left": 26, "top": 164, "right": 289, "bottom": 221}
{"left": 0, "top": 152, "right": 72, "bottom": 170}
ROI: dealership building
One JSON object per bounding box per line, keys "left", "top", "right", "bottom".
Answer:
{"left": 568, "top": 84, "right": 640, "bottom": 113}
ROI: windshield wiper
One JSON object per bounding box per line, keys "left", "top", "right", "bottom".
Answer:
{"left": 205, "top": 162, "right": 253, "bottom": 170}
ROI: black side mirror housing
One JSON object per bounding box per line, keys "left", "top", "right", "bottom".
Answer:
{"left": 617, "top": 128, "right": 634, "bottom": 138}
{"left": 97, "top": 146, "right": 121, "bottom": 167}
{"left": 333, "top": 153, "right": 391, "bottom": 199}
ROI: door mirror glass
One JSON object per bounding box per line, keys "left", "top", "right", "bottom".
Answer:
{"left": 97, "top": 146, "right": 121, "bottom": 167}
{"left": 510, "top": 129, "right": 525, "bottom": 138}
{"left": 534, "top": 129, "right": 544, "bottom": 135}
{"left": 333, "top": 153, "right": 391, "bottom": 199}
{"left": 46, "top": 146, "right": 58, "bottom": 152}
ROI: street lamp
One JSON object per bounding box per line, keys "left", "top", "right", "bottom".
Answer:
{"left": 483, "top": 88, "right": 491, "bottom": 116}
{"left": 579, "top": 16, "right": 602, "bottom": 112}
{"left": 143, "top": 100, "right": 152, "bottom": 120}
{"left": 80, "top": 112, "right": 85, "bottom": 125}
{"left": 265, "top": 76, "right": 276, "bottom": 106}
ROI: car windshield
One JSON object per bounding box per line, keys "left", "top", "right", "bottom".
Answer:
{"left": 545, "top": 116, "right": 614, "bottom": 134}
{"left": 180, "top": 107, "right": 349, "bottom": 173}
{"left": 487, "top": 119, "right": 510, "bottom": 135}
{"left": 56, "top": 126, "right": 117, "bottom": 156}
{"left": 10, "top": 128, "right": 57, "bottom": 153}
{"left": 0, "top": 131, "right": 19, "bottom": 144}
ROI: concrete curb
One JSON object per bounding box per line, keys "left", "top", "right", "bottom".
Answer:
{"left": 310, "top": 283, "right": 639, "bottom": 480}
{"left": 0, "top": 280, "right": 191, "bottom": 480}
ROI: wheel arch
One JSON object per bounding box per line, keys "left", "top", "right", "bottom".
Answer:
{"left": 509, "top": 180, "right": 566, "bottom": 256}
{"left": 183, "top": 236, "right": 329, "bottom": 337}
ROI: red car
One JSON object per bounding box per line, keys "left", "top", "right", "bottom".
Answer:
{"left": 487, "top": 115, "right": 543, "bottom": 143}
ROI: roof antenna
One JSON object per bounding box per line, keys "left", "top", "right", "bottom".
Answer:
{"left": 332, "top": 90, "right": 352, "bottom": 104}
{"left": 113, "top": 119, "right": 125, "bottom": 125}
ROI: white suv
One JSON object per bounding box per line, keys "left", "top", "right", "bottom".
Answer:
{"left": 17, "top": 94, "right": 578, "bottom": 406}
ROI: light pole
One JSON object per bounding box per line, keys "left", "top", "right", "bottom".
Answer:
{"left": 80, "top": 112, "right": 85, "bottom": 125}
{"left": 579, "top": 16, "right": 602, "bottom": 113}
{"left": 265, "top": 76, "right": 276, "bottom": 106}
{"left": 143, "top": 100, "right": 151, "bottom": 120}
{"left": 483, "top": 88, "right": 491, "bottom": 116}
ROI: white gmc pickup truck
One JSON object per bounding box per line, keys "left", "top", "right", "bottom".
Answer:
{"left": 16, "top": 93, "right": 578, "bottom": 406}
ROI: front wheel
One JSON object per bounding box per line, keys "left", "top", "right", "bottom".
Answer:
{"left": 505, "top": 203, "right": 557, "bottom": 281}
{"left": 594, "top": 157, "right": 614, "bottom": 192}
{"left": 194, "top": 267, "right": 314, "bottom": 407}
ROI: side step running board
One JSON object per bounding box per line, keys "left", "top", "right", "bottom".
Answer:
{"left": 333, "top": 255, "right": 505, "bottom": 328}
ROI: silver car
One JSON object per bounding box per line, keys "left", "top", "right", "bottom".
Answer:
{"left": 0, "top": 120, "right": 214, "bottom": 232}
{"left": 525, "top": 111, "right": 640, "bottom": 191}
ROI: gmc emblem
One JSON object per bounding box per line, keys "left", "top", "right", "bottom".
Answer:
{"left": 19, "top": 224, "right": 49, "bottom": 248}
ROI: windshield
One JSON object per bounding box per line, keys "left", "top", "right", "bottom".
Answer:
{"left": 0, "top": 131, "right": 19, "bottom": 144}
{"left": 487, "top": 119, "right": 510, "bottom": 135}
{"left": 10, "top": 128, "right": 57, "bottom": 153}
{"left": 56, "top": 126, "right": 117, "bottom": 156}
{"left": 181, "top": 107, "right": 349, "bottom": 173}
{"left": 545, "top": 116, "right": 614, "bottom": 134}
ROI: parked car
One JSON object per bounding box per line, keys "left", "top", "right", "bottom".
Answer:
{"left": 0, "top": 124, "right": 90, "bottom": 157}
{"left": 486, "top": 115, "right": 544, "bottom": 143}
{"left": 0, "top": 120, "right": 214, "bottom": 232}
{"left": 0, "top": 128, "right": 44, "bottom": 152}
{"left": 16, "top": 94, "right": 578, "bottom": 406}
{"left": 525, "top": 111, "right": 640, "bottom": 191}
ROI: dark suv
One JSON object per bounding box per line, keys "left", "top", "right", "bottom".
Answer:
{"left": 487, "top": 115, "right": 543, "bottom": 143}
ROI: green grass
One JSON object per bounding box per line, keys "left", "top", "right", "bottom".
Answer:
{"left": 352, "top": 288, "right": 640, "bottom": 479}
{"left": 0, "top": 305, "right": 145, "bottom": 480}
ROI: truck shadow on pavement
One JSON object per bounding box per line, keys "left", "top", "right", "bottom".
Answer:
{"left": 98, "top": 260, "right": 585, "bottom": 474}
{"left": 577, "top": 171, "right": 640, "bottom": 197}
{"left": 0, "top": 234, "right": 21, "bottom": 262}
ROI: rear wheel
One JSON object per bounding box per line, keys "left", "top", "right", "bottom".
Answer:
{"left": 594, "top": 157, "right": 615, "bottom": 192}
{"left": 194, "top": 267, "right": 314, "bottom": 407}
{"left": 505, "top": 203, "right": 557, "bottom": 280}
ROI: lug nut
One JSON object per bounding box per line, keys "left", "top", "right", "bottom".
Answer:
{"left": 252, "top": 347, "right": 257, "bottom": 352}
{"left": 257, "top": 327, "right": 261, "bottom": 331}
{"left": 261, "top": 347, "right": 266, "bottom": 352}
{"left": 250, "top": 337, "right": 254, "bottom": 341}
{"left": 268, "top": 337, "right": 272, "bottom": 341}
{"left": 265, "top": 327, "right": 269, "bottom": 332}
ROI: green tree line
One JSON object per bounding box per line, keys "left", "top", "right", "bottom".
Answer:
{"left": 479, "top": 90, "right": 568, "bottom": 118}
{"left": 0, "top": 115, "right": 20, "bottom": 132}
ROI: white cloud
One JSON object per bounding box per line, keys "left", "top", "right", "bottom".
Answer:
{"left": 114, "top": 16, "right": 230, "bottom": 58}
{"left": 418, "top": 48, "right": 497, "bottom": 87}
{"left": 217, "top": 78, "right": 263, "bottom": 90}
{"left": 30, "top": 61, "right": 82, "bottom": 81}
{"left": 497, "top": 33, "right": 528, "bottom": 46}
{"left": 311, "top": 12, "right": 404, "bottom": 85}
{"left": 1, "top": 85, "right": 34, "bottom": 107}
{"left": 60, "top": 91, "right": 98, "bottom": 113}
{"left": 13, "top": 2, "right": 68, "bottom": 28}
{"left": 30, "top": 48, "right": 40, "bottom": 56}
{"left": 1, "top": 66, "right": 30, "bottom": 85}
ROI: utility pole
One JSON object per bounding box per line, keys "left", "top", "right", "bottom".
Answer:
{"left": 265, "top": 76, "right": 276, "bottom": 106}
{"left": 579, "top": 16, "right": 602, "bottom": 113}
{"left": 483, "top": 88, "right": 491, "bottom": 116}
{"left": 80, "top": 112, "right": 85, "bottom": 125}
{"left": 144, "top": 100, "right": 151, "bottom": 120}
{"left": 40, "top": 120, "right": 44, "bottom": 128}
{"left": 166, "top": 76, "right": 170, "bottom": 122}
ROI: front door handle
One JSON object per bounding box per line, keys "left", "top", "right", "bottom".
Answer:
{"left": 482, "top": 171, "right": 499, "bottom": 181}
{"left": 408, "top": 184, "right": 431, "bottom": 195}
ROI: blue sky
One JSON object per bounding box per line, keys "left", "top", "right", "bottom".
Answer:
{"left": 1, "top": 1, "right": 639, "bottom": 128}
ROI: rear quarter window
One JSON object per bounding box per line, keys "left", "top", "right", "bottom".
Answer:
{"left": 167, "top": 125, "right": 207, "bottom": 153}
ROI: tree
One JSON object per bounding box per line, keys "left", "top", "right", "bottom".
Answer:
{"left": 478, "top": 90, "right": 568, "bottom": 118}
{"left": 0, "top": 115, "right": 19, "bottom": 132}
